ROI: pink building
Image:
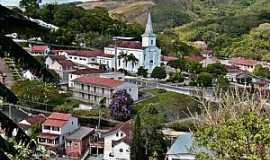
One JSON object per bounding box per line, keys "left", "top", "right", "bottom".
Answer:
{"left": 65, "top": 127, "right": 94, "bottom": 159}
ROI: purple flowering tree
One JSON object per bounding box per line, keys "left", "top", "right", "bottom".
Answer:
{"left": 109, "top": 90, "right": 134, "bottom": 121}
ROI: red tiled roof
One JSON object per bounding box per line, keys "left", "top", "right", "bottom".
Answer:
{"left": 162, "top": 56, "right": 178, "bottom": 62}
{"left": 38, "top": 133, "right": 59, "bottom": 140}
{"left": 108, "top": 120, "right": 133, "bottom": 145}
{"left": 99, "top": 54, "right": 114, "bottom": 58}
{"left": 108, "top": 41, "right": 142, "bottom": 49}
{"left": 184, "top": 55, "right": 205, "bottom": 62}
{"left": 25, "top": 114, "right": 46, "bottom": 125}
{"left": 48, "top": 112, "right": 71, "bottom": 121}
{"left": 229, "top": 58, "right": 257, "bottom": 67}
{"left": 56, "top": 59, "right": 75, "bottom": 67}
{"left": 31, "top": 45, "right": 48, "bottom": 52}
{"left": 50, "top": 55, "right": 66, "bottom": 61}
{"left": 71, "top": 68, "right": 104, "bottom": 75}
{"left": 43, "top": 119, "right": 67, "bottom": 127}
{"left": 65, "top": 50, "right": 104, "bottom": 57}
{"left": 74, "top": 76, "right": 125, "bottom": 88}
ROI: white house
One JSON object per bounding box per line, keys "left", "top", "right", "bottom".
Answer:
{"left": 18, "top": 114, "right": 46, "bottom": 136}
{"left": 22, "top": 70, "right": 36, "bottom": 80}
{"left": 46, "top": 55, "right": 75, "bottom": 83}
{"left": 71, "top": 76, "right": 138, "bottom": 106}
{"left": 62, "top": 50, "right": 104, "bottom": 67}
{"left": 104, "top": 120, "right": 132, "bottom": 160}
{"left": 104, "top": 13, "right": 161, "bottom": 73}
{"left": 37, "top": 112, "right": 79, "bottom": 153}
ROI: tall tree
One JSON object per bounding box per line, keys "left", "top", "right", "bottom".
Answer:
{"left": 131, "top": 114, "right": 146, "bottom": 160}
{"left": 109, "top": 90, "right": 134, "bottom": 121}
{"left": 19, "top": 0, "right": 39, "bottom": 18}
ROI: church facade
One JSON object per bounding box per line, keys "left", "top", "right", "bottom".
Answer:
{"left": 104, "top": 13, "right": 161, "bottom": 73}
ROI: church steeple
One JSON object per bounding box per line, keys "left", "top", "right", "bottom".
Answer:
{"left": 145, "top": 13, "right": 153, "bottom": 34}
{"left": 142, "top": 12, "right": 156, "bottom": 47}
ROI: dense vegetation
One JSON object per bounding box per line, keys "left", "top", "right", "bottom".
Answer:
{"left": 18, "top": 2, "right": 144, "bottom": 49}
{"left": 166, "top": 0, "right": 270, "bottom": 59}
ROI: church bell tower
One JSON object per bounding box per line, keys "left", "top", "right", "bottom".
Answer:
{"left": 142, "top": 13, "right": 156, "bottom": 47}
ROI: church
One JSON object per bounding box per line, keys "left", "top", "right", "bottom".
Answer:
{"left": 104, "top": 13, "right": 161, "bottom": 73}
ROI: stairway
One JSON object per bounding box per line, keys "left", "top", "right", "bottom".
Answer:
{"left": 0, "top": 58, "right": 15, "bottom": 88}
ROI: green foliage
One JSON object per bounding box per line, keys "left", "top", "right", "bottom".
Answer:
{"left": 37, "top": 4, "right": 143, "bottom": 48}
{"left": 206, "top": 63, "right": 227, "bottom": 76}
{"left": 30, "top": 123, "right": 41, "bottom": 139}
{"left": 196, "top": 112, "right": 270, "bottom": 159}
{"left": 226, "top": 23, "right": 270, "bottom": 60}
{"left": 167, "top": 59, "right": 187, "bottom": 71}
{"left": 134, "top": 89, "right": 199, "bottom": 121}
{"left": 12, "top": 80, "right": 66, "bottom": 110}
{"left": 151, "top": 66, "right": 166, "bottom": 79}
{"left": 217, "top": 75, "right": 229, "bottom": 88}
{"left": 253, "top": 64, "right": 270, "bottom": 79}
{"left": 197, "top": 72, "right": 213, "bottom": 87}
{"left": 131, "top": 114, "right": 147, "bottom": 160}
{"left": 139, "top": 104, "right": 168, "bottom": 160}
{"left": 19, "top": 0, "right": 39, "bottom": 18}
{"left": 73, "top": 108, "right": 110, "bottom": 118}
{"left": 137, "top": 66, "right": 148, "bottom": 78}
{"left": 151, "top": 1, "right": 192, "bottom": 31}
{"left": 187, "top": 61, "right": 202, "bottom": 74}
{"left": 168, "top": 72, "right": 184, "bottom": 83}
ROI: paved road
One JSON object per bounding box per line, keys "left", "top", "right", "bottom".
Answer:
{"left": 0, "top": 58, "right": 14, "bottom": 88}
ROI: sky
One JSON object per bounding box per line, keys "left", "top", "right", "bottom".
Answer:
{"left": 0, "top": 0, "right": 89, "bottom": 6}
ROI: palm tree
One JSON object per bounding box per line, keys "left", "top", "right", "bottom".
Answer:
{"left": 128, "top": 54, "right": 138, "bottom": 71}
{"left": 118, "top": 51, "right": 129, "bottom": 68}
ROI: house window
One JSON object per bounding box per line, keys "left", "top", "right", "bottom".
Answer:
{"left": 74, "top": 57, "right": 77, "bottom": 60}
{"left": 118, "top": 59, "right": 121, "bottom": 66}
{"left": 116, "top": 132, "right": 119, "bottom": 137}
{"left": 120, "top": 133, "right": 123, "bottom": 137}
{"left": 81, "top": 84, "right": 84, "bottom": 90}
{"left": 79, "top": 58, "right": 83, "bottom": 60}
{"left": 47, "top": 139, "right": 54, "bottom": 144}
{"left": 69, "top": 56, "right": 72, "bottom": 59}
{"left": 94, "top": 96, "right": 97, "bottom": 101}
{"left": 44, "top": 126, "right": 50, "bottom": 130}
{"left": 129, "top": 88, "right": 132, "bottom": 92}
{"left": 126, "top": 149, "right": 129, "bottom": 152}
{"left": 102, "top": 88, "right": 105, "bottom": 94}
{"left": 66, "top": 140, "right": 72, "bottom": 146}
{"left": 39, "top": 138, "right": 46, "bottom": 143}
{"left": 52, "top": 127, "right": 59, "bottom": 131}
{"left": 119, "top": 149, "right": 123, "bottom": 152}
{"left": 55, "top": 138, "right": 59, "bottom": 144}
{"left": 92, "top": 58, "right": 95, "bottom": 61}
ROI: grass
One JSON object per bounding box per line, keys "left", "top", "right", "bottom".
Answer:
{"left": 134, "top": 89, "right": 200, "bottom": 122}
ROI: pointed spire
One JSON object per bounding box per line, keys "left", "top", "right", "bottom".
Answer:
{"left": 145, "top": 12, "right": 153, "bottom": 34}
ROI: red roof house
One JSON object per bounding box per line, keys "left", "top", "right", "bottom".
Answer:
{"left": 229, "top": 57, "right": 257, "bottom": 67}
{"left": 31, "top": 45, "right": 48, "bottom": 53}
{"left": 74, "top": 76, "right": 125, "bottom": 88}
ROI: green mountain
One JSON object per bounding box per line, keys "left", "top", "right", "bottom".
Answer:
{"left": 79, "top": 0, "right": 270, "bottom": 58}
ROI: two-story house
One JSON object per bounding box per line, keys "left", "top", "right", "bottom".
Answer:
{"left": 46, "top": 55, "right": 76, "bottom": 83}
{"left": 103, "top": 120, "right": 133, "bottom": 160}
{"left": 65, "top": 127, "right": 94, "bottom": 160}
{"left": 37, "top": 112, "right": 79, "bottom": 153}
{"left": 71, "top": 76, "right": 138, "bottom": 106}
{"left": 229, "top": 57, "right": 257, "bottom": 72}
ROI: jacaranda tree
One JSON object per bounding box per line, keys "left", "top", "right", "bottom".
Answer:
{"left": 109, "top": 90, "right": 134, "bottom": 121}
